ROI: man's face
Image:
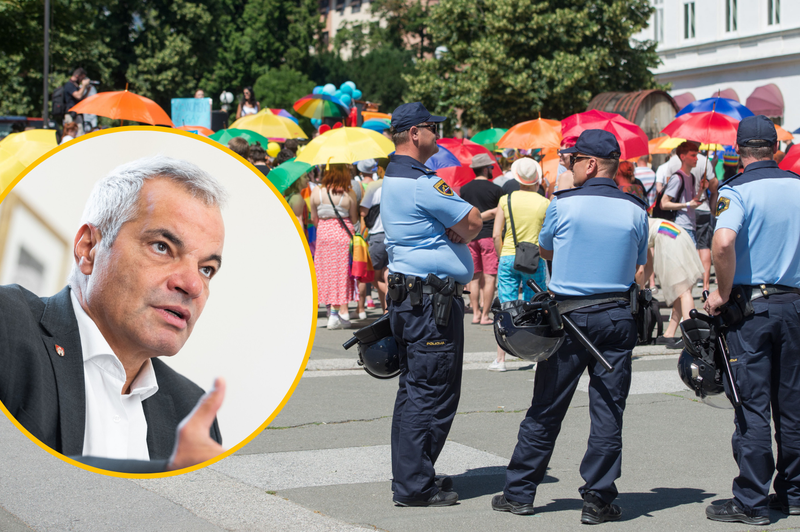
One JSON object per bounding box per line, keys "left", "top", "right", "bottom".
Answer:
{"left": 414, "top": 122, "right": 440, "bottom": 160}
{"left": 82, "top": 178, "right": 225, "bottom": 360}
{"left": 680, "top": 150, "right": 699, "bottom": 169}
{"left": 570, "top": 153, "right": 593, "bottom": 186}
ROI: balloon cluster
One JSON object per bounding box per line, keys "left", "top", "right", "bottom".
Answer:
{"left": 310, "top": 81, "right": 362, "bottom": 128}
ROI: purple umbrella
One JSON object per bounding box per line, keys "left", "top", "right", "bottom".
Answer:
{"left": 427, "top": 145, "right": 462, "bottom": 170}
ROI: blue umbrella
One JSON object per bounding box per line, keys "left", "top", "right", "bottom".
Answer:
{"left": 361, "top": 118, "right": 391, "bottom": 132}
{"left": 793, "top": 127, "right": 800, "bottom": 135}
{"left": 427, "top": 145, "right": 462, "bottom": 170}
{"left": 676, "top": 97, "right": 754, "bottom": 121}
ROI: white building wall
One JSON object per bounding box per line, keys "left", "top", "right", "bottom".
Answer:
{"left": 634, "top": 0, "right": 800, "bottom": 131}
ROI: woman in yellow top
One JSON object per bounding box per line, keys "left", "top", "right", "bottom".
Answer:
{"left": 489, "top": 158, "right": 550, "bottom": 371}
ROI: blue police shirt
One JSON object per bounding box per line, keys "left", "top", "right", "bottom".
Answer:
{"left": 539, "top": 177, "right": 649, "bottom": 296}
{"left": 382, "top": 154, "right": 474, "bottom": 285}
{"left": 715, "top": 160, "right": 800, "bottom": 287}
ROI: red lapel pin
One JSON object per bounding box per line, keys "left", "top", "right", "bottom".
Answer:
{"left": 55, "top": 344, "right": 65, "bottom": 357}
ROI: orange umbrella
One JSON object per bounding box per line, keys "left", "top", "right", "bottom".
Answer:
{"left": 69, "top": 89, "right": 174, "bottom": 126}
{"left": 648, "top": 136, "right": 672, "bottom": 155}
{"left": 176, "top": 125, "right": 215, "bottom": 136}
{"left": 497, "top": 118, "right": 561, "bottom": 150}
{"left": 775, "top": 124, "right": 794, "bottom": 142}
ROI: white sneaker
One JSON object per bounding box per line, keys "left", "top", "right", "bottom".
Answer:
{"left": 339, "top": 312, "right": 351, "bottom": 322}
{"left": 358, "top": 311, "right": 367, "bottom": 320}
{"left": 327, "top": 314, "right": 346, "bottom": 330}
{"left": 488, "top": 360, "right": 507, "bottom": 372}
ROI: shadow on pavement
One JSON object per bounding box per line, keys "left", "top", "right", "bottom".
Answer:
{"left": 615, "top": 487, "right": 716, "bottom": 520}
{"left": 453, "top": 466, "right": 559, "bottom": 501}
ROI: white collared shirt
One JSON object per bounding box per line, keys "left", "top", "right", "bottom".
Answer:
{"left": 70, "top": 291, "right": 159, "bottom": 460}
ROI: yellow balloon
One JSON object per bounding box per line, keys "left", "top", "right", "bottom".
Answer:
{"left": 267, "top": 142, "right": 280, "bottom": 158}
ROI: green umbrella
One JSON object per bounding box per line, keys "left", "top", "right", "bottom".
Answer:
{"left": 209, "top": 128, "right": 272, "bottom": 147}
{"left": 470, "top": 128, "right": 508, "bottom": 151}
{"left": 269, "top": 158, "right": 313, "bottom": 194}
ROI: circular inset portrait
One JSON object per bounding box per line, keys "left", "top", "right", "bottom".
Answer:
{"left": 0, "top": 127, "right": 316, "bottom": 476}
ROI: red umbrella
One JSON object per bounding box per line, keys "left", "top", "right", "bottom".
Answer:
{"left": 436, "top": 166, "right": 477, "bottom": 195}
{"left": 561, "top": 110, "right": 649, "bottom": 160}
{"left": 437, "top": 138, "right": 502, "bottom": 179}
{"left": 661, "top": 111, "right": 739, "bottom": 146}
{"left": 779, "top": 146, "right": 800, "bottom": 173}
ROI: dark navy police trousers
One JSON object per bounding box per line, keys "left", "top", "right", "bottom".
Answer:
{"left": 388, "top": 293, "right": 464, "bottom": 503}
{"left": 504, "top": 303, "right": 637, "bottom": 506}
{"left": 726, "top": 293, "right": 800, "bottom": 517}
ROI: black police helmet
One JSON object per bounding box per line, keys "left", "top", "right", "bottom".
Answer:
{"left": 343, "top": 313, "right": 401, "bottom": 379}
{"left": 677, "top": 349, "right": 725, "bottom": 398}
{"left": 680, "top": 317, "right": 715, "bottom": 359}
{"left": 357, "top": 336, "right": 401, "bottom": 379}
{"left": 493, "top": 300, "right": 564, "bottom": 362}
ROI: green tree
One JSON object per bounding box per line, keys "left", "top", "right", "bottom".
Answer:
{"left": 346, "top": 46, "right": 415, "bottom": 111}
{"left": 253, "top": 65, "right": 314, "bottom": 109}
{"left": 406, "top": 0, "right": 661, "bottom": 130}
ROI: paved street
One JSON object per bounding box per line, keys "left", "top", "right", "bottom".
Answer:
{"left": 1, "top": 286, "right": 799, "bottom": 531}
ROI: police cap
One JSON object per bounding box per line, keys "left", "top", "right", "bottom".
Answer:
{"left": 737, "top": 115, "right": 778, "bottom": 147}
{"left": 559, "top": 129, "right": 621, "bottom": 159}
{"left": 391, "top": 102, "right": 446, "bottom": 133}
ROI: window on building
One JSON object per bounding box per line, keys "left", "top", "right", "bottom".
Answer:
{"left": 351, "top": 0, "right": 361, "bottom": 13}
{"left": 725, "top": 0, "right": 737, "bottom": 32}
{"left": 768, "top": 0, "right": 780, "bottom": 25}
{"left": 319, "top": 0, "right": 329, "bottom": 14}
{"left": 684, "top": 2, "right": 695, "bottom": 39}
{"left": 653, "top": 0, "right": 664, "bottom": 42}
{"left": 335, "top": 0, "right": 345, "bottom": 12}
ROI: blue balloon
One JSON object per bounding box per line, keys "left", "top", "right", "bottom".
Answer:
{"left": 312, "top": 86, "right": 323, "bottom": 94}
{"left": 323, "top": 83, "right": 336, "bottom": 95}
{"left": 352, "top": 89, "right": 363, "bottom": 100}
{"left": 334, "top": 90, "right": 343, "bottom": 98}
{"left": 344, "top": 81, "right": 357, "bottom": 92}
{"left": 340, "top": 94, "right": 352, "bottom": 106}
{"left": 340, "top": 84, "right": 353, "bottom": 96}
{"left": 311, "top": 118, "right": 322, "bottom": 127}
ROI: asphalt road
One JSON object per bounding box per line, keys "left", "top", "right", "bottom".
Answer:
{"left": 1, "top": 285, "right": 799, "bottom": 531}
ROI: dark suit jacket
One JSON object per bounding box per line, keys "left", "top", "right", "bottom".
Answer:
{"left": 0, "top": 284, "right": 221, "bottom": 471}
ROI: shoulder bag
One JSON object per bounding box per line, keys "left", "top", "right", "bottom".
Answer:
{"left": 507, "top": 192, "right": 540, "bottom": 274}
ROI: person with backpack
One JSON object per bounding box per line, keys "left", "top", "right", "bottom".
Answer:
{"left": 658, "top": 141, "right": 704, "bottom": 243}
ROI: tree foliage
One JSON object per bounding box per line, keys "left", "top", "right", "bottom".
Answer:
{"left": 405, "top": 0, "right": 661, "bottom": 130}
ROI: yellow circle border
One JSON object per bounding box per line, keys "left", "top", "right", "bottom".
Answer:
{"left": 0, "top": 125, "right": 318, "bottom": 478}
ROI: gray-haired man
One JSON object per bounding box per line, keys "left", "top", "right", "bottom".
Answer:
{"left": 0, "top": 155, "right": 228, "bottom": 472}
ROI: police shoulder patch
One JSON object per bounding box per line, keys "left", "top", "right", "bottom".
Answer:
{"left": 433, "top": 179, "right": 453, "bottom": 196}
{"left": 716, "top": 196, "right": 731, "bottom": 216}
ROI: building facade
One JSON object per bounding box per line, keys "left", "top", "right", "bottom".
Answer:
{"left": 633, "top": 0, "right": 800, "bottom": 131}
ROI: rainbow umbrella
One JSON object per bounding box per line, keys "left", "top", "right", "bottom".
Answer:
{"left": 176, "top": 125, "right": 215, "bottom": 136}
{"left": 676, "top": 97, "right": 753, "bottom": 121}
{"left": 361, "top": 118, "right": 391, "bottom": 132}
{"left": 293, "top": 94, "right": 350, "bottom": 120}
{"left": 426, "top": 144, "right": 462, "bottom": 170}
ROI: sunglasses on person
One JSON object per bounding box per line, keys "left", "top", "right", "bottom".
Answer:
{"left": 569, "top": 155, "right": 592, "bottom": 169}
{"left": 415, "top": 123, "right": 438, "bottom": 134}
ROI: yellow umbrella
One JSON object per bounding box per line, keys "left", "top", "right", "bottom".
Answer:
{"left": 0, "top": 130, "right": 58, "bottom": 192}
{"left": 230, "top": 109, "right": 307, "bottom": 140}
{"left": 658, "top": 137, "right": 724, "bottom": 152}
{"left": 296, "top": 127, "right": 394, "bottom": 166}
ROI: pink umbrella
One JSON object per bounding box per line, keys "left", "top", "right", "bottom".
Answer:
{"left": 561, "top": 110, "right": 649, "bottom": 160}
{"left": 437, "top": 138, "right": 502, "bottom": 179}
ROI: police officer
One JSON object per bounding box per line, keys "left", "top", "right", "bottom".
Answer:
{"left": 491, "top": 130, "right": 649, "bottom": 523}
{"left": 703, "top": 115, "right": 800, "bottom": 525}
{"left": 382, "top": 102, "right": 482, "bottom": 507}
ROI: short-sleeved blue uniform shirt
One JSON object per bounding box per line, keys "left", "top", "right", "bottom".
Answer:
{"left": 382, "top": 154, "right": 475, "bottom": 285}
{"left": 539, "top": 177, "right": 649, "bottom": 296}
{"left": 715, "top": 160, "right": 800, "bottom": 287}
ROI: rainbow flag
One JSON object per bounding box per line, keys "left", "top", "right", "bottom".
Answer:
{"left": 658, "top": 221, "right": 681, "bottom": 239}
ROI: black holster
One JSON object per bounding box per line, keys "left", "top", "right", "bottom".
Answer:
{"left": 427, "top": 274, "right": 455, "bottom": 328}
{"left": 387, "top": 273, "right": 407, "bottom": 303}
{"left": 631, "top": 284, "right": 654, "bottom": 344}
{"left": 720, "top": 285, "right": 754, "bottom": 327}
